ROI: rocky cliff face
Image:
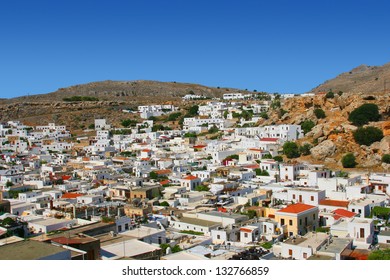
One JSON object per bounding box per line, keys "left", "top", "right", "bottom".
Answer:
{"left": 264, "top": 91, "right": 389, "bottom": 170}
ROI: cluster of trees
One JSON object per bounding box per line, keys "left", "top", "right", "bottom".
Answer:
{"left": 282, "top": 142, "right": 312, "bottom": 158}
{"left": 167, "top": 112, "right": 182, "bottom": 121}
{"left": 121, "top": 119, "right": 138, "bottom": 128}
{"left": 255, "top": 169, "right": 269, "bottom": 176}
{"left": 152, "top": 124, "right": 172, "bottom": 132}
{"left": 63, "top": 96, "right": 99, "bottom": 102}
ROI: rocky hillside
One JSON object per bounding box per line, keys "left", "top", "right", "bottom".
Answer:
{"left": 265, "top": 91, "right": 390, "bottom": 170}
{"left": 1, "top": 80, "right": 249, "bottom": 104}
{"left": 312, "top": 62, "right": 390, "bottom": 94}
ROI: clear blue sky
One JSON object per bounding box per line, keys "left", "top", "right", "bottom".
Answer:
{"left": 1, "top": 0, "right": 389, "bottom": 98}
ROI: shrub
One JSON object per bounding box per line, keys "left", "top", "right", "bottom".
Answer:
{"left": 382, "top": 154, "right": 390, "bottom": 164}
{"left": 273, "top": 156, "right": 283, "bottom": 162}
{"left": 283, "top": 142, "right": 300, "bottom": 158}
{"left": 314, "top": 108, "right": 326, "bottom": 119}
{"left": 299, "top": 143, "right": 312, "bottom": 156}
{"left": 160, "top": 201, "right": 169, "bottom": 207}
{"left": 63, "top": 96, "right": 99, "bottom": 102}
{"left": 262, "top": 154, "right": 273, "bottom": 159}
{"left": 255, "top": 169, "right": 270, "bottom": 176}
{"left": 342, "top": 153, "right": 357, "bottom": 168}
{"left": 301, "top": 120, "right": 315, "bottom": 134}
{"left": 167, "top": 112, "right": 182, "bottom": 121}
{"left": 368, "top": 249, "right": 390, "bottom": 260}
{"left": 353, "top": 126, "right": 383, "bottom": 146}
{"left": 121, "top": 119, "right": 137, "bottom": 128}
{"left": 195, "top": 185, "right": 210, "bottom": 192}
{"left": 348, "top": 103, "right": 380, "bottom": 126}
{"left": 325, "top": 91, "right": 334, "bottom": 99}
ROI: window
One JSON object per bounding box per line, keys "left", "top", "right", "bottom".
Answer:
{"left": 303, "top": 253, "right": 307, "bottom": 259}
{"left": 281, "top": 219, "right": 285, "bottom": 226}
{"left": 244, "top": 233, "right": 248, "bottom": 238}
{"left": 217, "top": 235, "right": 221, "bottom": 239}
{"left": 292, "top": 194, "right": 296, "bottom": 199}
{"left": 289, "top": 220, "right": 293, "bottom": 226}
{"left": 288, "top": 249, "right": 293, "bottom": 256}
{"left": 300, "top": 219, "right": 302, "bottom": 225}
{"left": 313, "top": 214, "right": 315, "bottom": 220}
{"left": 310, "top": 196, "right": 314, "bottom": 201}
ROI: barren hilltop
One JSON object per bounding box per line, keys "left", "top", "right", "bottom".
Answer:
{"left": 312, "top": 62, "right": 390, "bottom": 94}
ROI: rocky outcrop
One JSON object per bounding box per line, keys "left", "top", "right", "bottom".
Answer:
{"left": 310, "top": 140, "right": 337, "bottom": 160}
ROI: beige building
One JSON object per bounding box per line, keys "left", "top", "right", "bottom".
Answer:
{"left": 275, "top": 203, "right": 319, "bottom": 237}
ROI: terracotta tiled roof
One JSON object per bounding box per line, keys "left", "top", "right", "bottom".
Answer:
{"left": 159, "top": 180, "right": 171, "bottom": 186}
{"left": 183, "top": 175, "right": 199, "bottom": 180}
{"left": 141, "top": 149, "right": 151, "bottom": 152}
{"left": 319, "top": 199, "right": 349, "bottom": 208}
{"left": 61, "top": 193, "right": 83, "bottom": 199}
{"left": 155, "top": 169, "right": 172, "bottom": 175}
{"left": 249, "top": 148, "right": 263, "bottom": 152}
{"left": 332, "top": 209, "right": 356, "bottom": 220}
{"left": 277, "top": 203, "right": 316, "bottom": 214}
{"left": 193, "top": 145, "right": 207, "bottom": 149}
{"left": 260, "top": 138, "right": 278, "bottom": 142}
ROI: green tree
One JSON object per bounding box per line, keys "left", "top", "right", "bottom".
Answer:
{"left": 382, "top": 154, "right": 390, "bottom": 164}
{"left": 353, "top": 126, "right": 383, "bottom": 146}
{"left": 188, "top": 105, "right": 199, "bottom": 116}
{"left": 259, "top": 112, "right": 269, "bottom": 119}
{"left": 325, "top": 91, "right": 334, "bottom": 99}
{"left": 283, "top": 142, "right": 300, "bottom": 158}
{"left": 255, "top": 169, "right": 269, "bottom": 176}
{"left": 262, "top": 154, "right": 273, "bottom": 159}
{"left": 273, "top": 156, "right": 283, "bottom": 162}
{"left": 159, "top": 201, "right": 169, "bottom": 207}
{"left": 150, "top": 171, "right": 158, "bottom": 180}
{"left": 368, "top": 249, "right": 390, "bottom": 260}
{"left": 195, "top": 185, "right": 210, "bottom": 192}
{"left": 88, "top": 124, "right": 95, "bottom": 129}
{"left": 167, "top": 112, "right": 182, "bottom": 121}
{"left": 342, "top": 153, "right": 357, "bottom": 168}
{"left": 348, "top": 103, "right": 380, "bottom": 126}
{"left": 299, "top": 143, "right": 312, "bottom": 156}
{"left": 314, "top": 108, "right": 326, "bottom": 119}
{"left": 5, "top": 181, "right": 14, "bottom": 187}
{"left": 301, "top": 120, "right": 315, "bottom": 134}
{"left": 208, "top": 126, "right": 219, "bottom": 134}
{"left": 121, "top": 119, "right": 137, "bottom": 128}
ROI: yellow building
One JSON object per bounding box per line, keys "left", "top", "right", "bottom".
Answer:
{"left": 275, "top": 203, "right": 319, "bottom": 237}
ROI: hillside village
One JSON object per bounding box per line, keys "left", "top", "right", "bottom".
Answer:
{"left": 0, "top": 91, "right": 389, "bottom": 260}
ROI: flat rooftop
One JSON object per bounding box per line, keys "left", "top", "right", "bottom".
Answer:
{"left": 317, "top": 238, "right": 352, "bottom": 254}
{"left": 179, "top": 217, "right": 221, "bottom": 227}
{"left": 0, "top": 240, "right": 69, "bottom": 260}
{"left": 200, "top": 211, "right": 247, "bottom": 220}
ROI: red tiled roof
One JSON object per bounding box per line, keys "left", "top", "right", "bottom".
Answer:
{"left": 155, "top": 169, "right": 172, "bottom": 175}
{"left": 62, "top": 175, "right": 72, "bottom": 181}
{"left": 61, "top": 193, "right": 83, "bottom": 199}
{"left": 240, "top": 227, "right": 255, "bottom": 233}
{"left": 249, "top": 148, "right": 263, "bottom": 152}
{"left": 260, "top": 138, "right": 278, "bottom": 142}
{"left": 243, "top": 164, "right": 260, "bottom": 169}
{"left": 140, "top": 158, "right": 150, "bottom": 161}
{"left": 193, "top": 145, "right": 207, "bottom": 149}
{"left": 50, "top": 237, "right": 87, "bottom": 245}
{"left": 319, "top": 199, "right": 349, "bottom": 208}
{"left": 159, "top": 180, "right": 171, "bottom": 186}
{"left": 183, "top": 175, "right": 199, "bottom": 180}
{"left": 268, "top": 214, "right": 275, "bottom": 219}
{"left": 277, "top": 203, "right": 316, "bottom": 214}
{"left": 141, "top": 149, "right": 151, "bottom": 152}
{"left": 332, "top": 209, "right": 356, "bottom": 220}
